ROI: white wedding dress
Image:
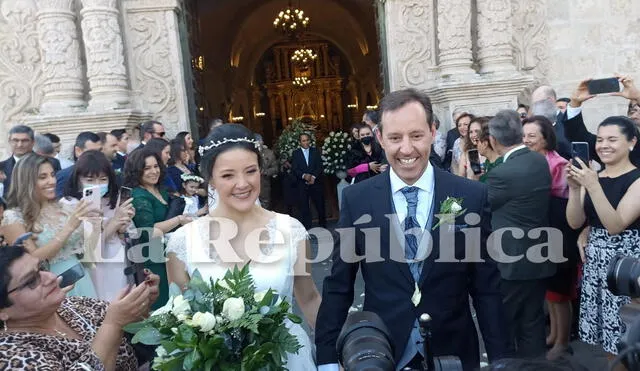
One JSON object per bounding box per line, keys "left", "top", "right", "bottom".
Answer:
{"left": 166, "top": 213, "right": 317, "bottom": 370}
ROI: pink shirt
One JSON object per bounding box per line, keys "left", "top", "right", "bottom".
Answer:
{"left": 545, "top": 150, "right": 569, "bottom": 199}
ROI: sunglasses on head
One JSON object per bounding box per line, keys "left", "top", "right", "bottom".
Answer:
{"left": 7, "top": 261, "right": 49, "bottom": 294}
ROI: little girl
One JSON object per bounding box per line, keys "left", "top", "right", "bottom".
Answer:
{"left": 180, "top": 174, "right": 208, "bottom": 217}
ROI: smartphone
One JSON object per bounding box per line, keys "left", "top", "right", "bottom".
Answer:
{"left": 117, "top": 186, "right": 133, "bottom": 206}
{"left": 124, "top": 264, "right": 145, "bottom": 285}
{"left": 571, "top": 142, "right": 590, "bottom": 169}
{"left": 58, "top": 263, "right": 85, "bottom": 288}
{"left": 467, "top": 149, "right": 482, "bottom": 175}
{"left": 588, "top": 78, "right": 621, "bottom": 95}
{"left": 14, "top": 232, "right": 33, "bottom": 246}
{"left": 82, "top": 185, "right": 102, "bottom": 210}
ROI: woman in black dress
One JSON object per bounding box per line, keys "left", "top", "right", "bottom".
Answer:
{"left": 345, "top": 125, "right": 387, "bottom": 183}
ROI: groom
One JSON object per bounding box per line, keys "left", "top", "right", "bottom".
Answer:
{"left": 315, "top": 89, "right": 510, "bottom": 371}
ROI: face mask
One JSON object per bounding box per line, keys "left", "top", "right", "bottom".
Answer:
{"left": 83, "top": 183, "right": 109, "bottom": 198}
{"left": 360, "top": 136, "right": 373, "bottom": 145}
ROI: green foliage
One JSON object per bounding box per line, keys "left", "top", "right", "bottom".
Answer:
{"left": 321, "top": 131, "right": 351, "bottom": 175}
{"left": 274, "top": 119, "right": 317, "bottom": 166}
{"left": 124, "top": 265, "right": 302, "bottom": 371}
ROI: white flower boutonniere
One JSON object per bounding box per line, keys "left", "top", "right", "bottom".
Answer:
{"left": 411, "top": 282, "right": 422, "bottom": 307}
{"left": 432, "top": 196, "right": 466, "bottom": 231}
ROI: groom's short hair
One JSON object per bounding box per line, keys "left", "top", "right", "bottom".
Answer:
{"left": 378, "top": 89, "right": 433, "bottom": 133}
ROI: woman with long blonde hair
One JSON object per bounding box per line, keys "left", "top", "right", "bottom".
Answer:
{"left": 1, "top": 153, "right": 96, "bottom": 297}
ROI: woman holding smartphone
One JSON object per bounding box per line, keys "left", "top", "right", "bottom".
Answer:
{"left": 0, "top": 153, "right": 96, "bottom": 297}
{"left": 63, "top": 150, "right": 135, "bottom": 301}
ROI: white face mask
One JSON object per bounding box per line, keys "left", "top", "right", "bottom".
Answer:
{"left": 83, "top": 183, "right": 109, "bottom": 198}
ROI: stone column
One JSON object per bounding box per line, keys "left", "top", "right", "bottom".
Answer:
{"left": 80, "top": 0, "right": 131, "bottom": 110}
{"left": 36, "top": 0, "right": 86, "bottom": 113}
{"left": 436, "top": 0, "right": 474, "bottom": 76}
{"left": 476, "top": 0, "right": 515, "bottom": 73}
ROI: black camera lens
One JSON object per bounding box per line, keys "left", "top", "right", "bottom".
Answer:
{"left": 607, "top": 255, "right": 640, "bottom": 297}
{"left": 337, "top": 311, "right": 395, "bottom": 371}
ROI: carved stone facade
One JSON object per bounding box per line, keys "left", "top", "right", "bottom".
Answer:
{"left": 0, "top": 0, "right": 191, "bottom": 158}
{"left": 0, "top": 0, "right": 639, "bottom": 156}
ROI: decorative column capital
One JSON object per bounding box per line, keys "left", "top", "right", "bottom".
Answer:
{"left": 35, "top": 0, "right": 75, "bottom": 11}
{"left": 81, "top": 0, "right": 116, "bottom": 7}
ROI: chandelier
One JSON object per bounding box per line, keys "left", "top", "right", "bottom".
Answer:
{"left": 291, "top": 48, "right": 317, "bottom": 67}
{"left": 292, "top": 76, "right": 311, "bottom": 87}
{"left": 273, "top": 1, "right": 310, "bottom": 39}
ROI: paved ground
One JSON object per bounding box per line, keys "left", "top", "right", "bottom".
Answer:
{"left": 293, "top": 227, "right": 611, "bottom": 371}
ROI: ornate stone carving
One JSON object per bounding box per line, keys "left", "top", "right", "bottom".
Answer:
{"left": 81, "top": 0, "right": 130, "bottom": 110}
{"left": 511, "top": 0, "right": 548, "bottom": 83}
{"left": 384, "top": 0, "right": 437, "bottom": 90}
{"left": 126, "top": 11, "right": 179, "bottom": 127}
{"left": 436, "top": 0, "right": 474, "bottom": 76}
{"left": 476, "top": 0, "right": 515, "bottom": 73}
{"left": 0, "top": 0, "right": 45, "bottom": 155}
{"left": 35, "top": 0, "right": 86, "bottom": 113}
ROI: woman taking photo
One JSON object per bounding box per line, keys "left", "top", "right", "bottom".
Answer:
{"left": 462, "top": 117, "right": 502, "bottom": 182}
{"left": 124, "top": 148, "right": 192, "bottom": 309}
{"left": 63, "top": 150, "right": 136, "bottom": 301}
{"left": 176, "top": 131, "right": 196, "bottom": 166}
{"left": 566, "top": 116, "right": 640, "bottom": 364}
{"left": 346, "top": 124, "right": 387, "bottom": 183}
{"left": 0, "top": 244, "right": 160, "bottom": 370}
{"left": 166, "top": 124, "right": 321, "bottom": 369}
{"left": 1, "top": 153, "right": 96, "bottom": 297}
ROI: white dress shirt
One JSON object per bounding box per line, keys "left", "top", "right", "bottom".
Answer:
{"left": 502, "top": 144, "right": 527, "bottom": 163}
{"left": 318, "top": 164, "right": 435, "bottom": 371}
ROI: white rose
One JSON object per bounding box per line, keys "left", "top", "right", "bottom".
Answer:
{"left": 171, "top": 295, "right": 191, "bottom": 319}
{"left": 192, "top": 312, "right": 217, "bottom": 332}
{"left": 254, "top": 290, "right": 269, "bottom": 303}
{"left": 222, "top": 297, "right": 245, "bottom": 321}
{"left": 151, "top": 297, "right": 173, "bottom": 316}
{"left": 156, "top": 345, "right": 168, "bottom": 358}
{"left": 450, "top": 202, "right": 462, "bottom": 213}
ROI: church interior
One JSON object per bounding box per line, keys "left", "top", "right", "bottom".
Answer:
{"left": 187, "top": 0, "right": 383, "bottom": 146}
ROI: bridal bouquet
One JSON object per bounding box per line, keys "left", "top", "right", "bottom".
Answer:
{"left": 124, "top": 265, "right": 302, "bottom": 370}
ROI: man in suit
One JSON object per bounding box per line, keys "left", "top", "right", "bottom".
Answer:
{"left": 1, "top": 125, "right": 35, "bottom": 196}
{"left": 316, "top": 89, "right": 509, "bottom": 371}
{"left": 33, "top": 134, "right": 61, "bottom": 172}
{"left": 485, "top": 110, "right": 554, "bottom": 359}
{"left": 291, "top": 133, "right": 326, "bottom": 229}
{"left": 531, "top": 86, "right": 571, "bottom": 159}
{"left": 110, "top": 129, "right": 129, "bottom": 172}
{"left": 55, "top": 131, "right": 102, "bottom": 197}
{"left": 135, "top": 120, "right": 166, "bottom": 151}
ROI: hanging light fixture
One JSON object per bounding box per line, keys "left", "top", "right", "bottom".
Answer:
{"left": 291, "top": 48, "right": 317, "bottom": 67}
{"left": 292, "top": 76, "right": 311, "bottom": 87}
{"left": 273, "top": 0, "right": 310, "bottom": 39}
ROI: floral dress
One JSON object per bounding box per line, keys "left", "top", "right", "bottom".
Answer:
{"left": 1, "top": 200, "right": 96, "bottom": 298}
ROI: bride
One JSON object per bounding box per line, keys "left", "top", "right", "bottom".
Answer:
{"left": 166, "top": 124, "right": 321, "bottom": 370}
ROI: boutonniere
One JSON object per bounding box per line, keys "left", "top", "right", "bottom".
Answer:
{"left": 114, "top": 168, "right": 122, "bottom": 176}
{"left": 411, "top": 282, "right": 421, "bottom": 307}
{"left": 432, "top": 196, "right": 466, "bottom": 230}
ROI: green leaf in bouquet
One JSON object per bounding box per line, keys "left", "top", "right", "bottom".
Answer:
{"left": 199, "top": 334, "right": 224, "bottom": 359}
{"left": 204, "top": 359, "right": 216, "bottom": 371}
{"left": 154, "top": 354, "right": 185, "bottom": 371}
{"left": 286, "top": 313, "right": 302, "bottom": 324}
{"left": 123, "top": 320, "right": 148, "bottom": 334}
{"left": 183, "top": 348, "right": 203, "bottom": 370}
{"left": 169, "top": 282, "right": 182, "bottom": 298}
{"left": 160, "top": 340, "right": 180, "bottom": 354}
{"left": 175, "top": 324, "right": 198, "bottom": 347}
{"left": 132, "top": 326, "right": 163, "bottom": 345}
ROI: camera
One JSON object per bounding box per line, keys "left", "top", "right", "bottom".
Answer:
{"left": 336, "top": 311, "right": 463, "bottom": 371}
{"left": 607, "top": 255, "right": 640, "bottom": 371}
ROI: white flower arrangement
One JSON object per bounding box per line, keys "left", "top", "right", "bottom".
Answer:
{"left": 322, "top": 130, "right": 351, "bottom": 175}
{"left": 275, "top": 119, "right": 317, "bottom": 169}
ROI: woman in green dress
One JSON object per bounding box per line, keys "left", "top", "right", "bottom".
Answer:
{"left": 461, "top": 116, "right": 503, "bottom": 182}
{"left": 123, "top": 148, "right": 192, "bottom": 309}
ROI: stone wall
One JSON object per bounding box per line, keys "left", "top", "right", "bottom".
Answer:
{"left": 0, "top": 0, "right": 192, "bottom": 159}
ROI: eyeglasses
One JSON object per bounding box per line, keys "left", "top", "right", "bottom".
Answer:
{"left": 519, "top": 113, "right": 527, "bottom": 118}
{"left": 7, "top": 261, "right": 49, "bottom": 294}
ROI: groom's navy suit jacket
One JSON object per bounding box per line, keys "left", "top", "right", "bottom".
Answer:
{"left": 316, "top": 167, "right": 510, "bottom": 371}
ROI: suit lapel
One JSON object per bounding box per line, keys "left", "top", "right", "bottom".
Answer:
{"left": 419, "top": 167, "right": 449, "bottom": 287}
{"left": 374, "top": 171, "right": 415, "bottom": 286}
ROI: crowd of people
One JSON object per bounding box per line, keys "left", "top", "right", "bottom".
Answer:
{"left": 0, "top": 74, "right": 638, "bottom": 370}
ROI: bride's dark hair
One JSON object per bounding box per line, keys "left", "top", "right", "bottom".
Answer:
{"left": 199, "top": 124, "right": 262, "bottom": 182}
